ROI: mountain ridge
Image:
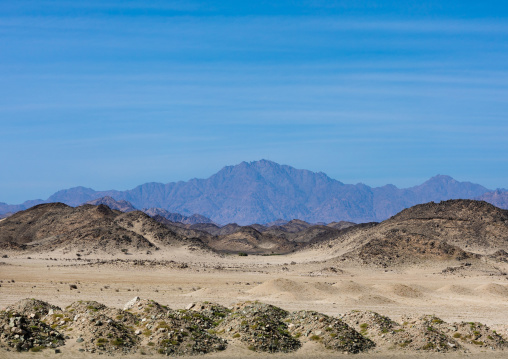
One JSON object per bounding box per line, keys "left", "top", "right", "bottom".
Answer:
{"left": 0, "top": 160, "right": 505, "bottom": 225}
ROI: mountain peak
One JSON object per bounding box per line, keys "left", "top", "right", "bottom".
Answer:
{"left": 1, "top": 161, "right": 501, "bottom": 225}
{"left": 428, "top": 174, "right": 456, "bottom": 183}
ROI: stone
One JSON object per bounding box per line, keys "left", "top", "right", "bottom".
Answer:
{"left": 11, "top": 327, "right": 26, "bottom": 335}
{"left": 123, "top": 296, "right": 141, "bottom": 310}
{"left": 186, "top": 303, "right": 195, "bottom": 310}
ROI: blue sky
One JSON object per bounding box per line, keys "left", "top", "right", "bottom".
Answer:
{"left": 1, "top": 1, "right": 508, "bottom": 203}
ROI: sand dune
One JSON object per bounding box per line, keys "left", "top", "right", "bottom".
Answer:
{"left": 354, "top": 294, "right": 397, "bottom": 305}
{"left": 248, "top": 278, "right": 330, "bottom": 301}
{"left": 333, "top": 280, "right": 370, "bottom": 294}
{"left": 475, "top": 283, "right": 508, "bottom": 297}
{"left": 373, "top": 284, "right": 426, "bottom": 298}
{"left": 436, "top": 284, "right": 475, "bottom": 296}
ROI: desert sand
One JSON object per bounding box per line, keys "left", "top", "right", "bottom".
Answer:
{"left": 1, "top": 246, "right": 507, "bottom": 358}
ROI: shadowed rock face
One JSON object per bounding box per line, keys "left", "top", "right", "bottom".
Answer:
{"left": 1, "top": 160, "right": 500, "bottom": 225}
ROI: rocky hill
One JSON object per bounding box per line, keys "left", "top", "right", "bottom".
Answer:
{"left": 2, "top": 199, "right": 507, "bottom": 259}
{"left": 1, "top": 160, "right": 501, "bottom": 225}
{"left": 0, "top": 202, "right": 335, "bottom": 256}
{"left": 150, "top": 216, "right": 342, "bottom": 255}
{"left": 0, "top": 203, "right": 208, "bottom": 255}
{"left": 304, "top": 200, "right": 508, "bottom": 266}
{"left": 205, "top": 226, "right": 300, "bottom": 254}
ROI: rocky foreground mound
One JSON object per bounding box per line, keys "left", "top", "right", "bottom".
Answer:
{"left": 1, "top": 298, "right": 506, "bottom": 355}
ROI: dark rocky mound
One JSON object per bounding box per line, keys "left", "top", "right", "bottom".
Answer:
{"left": 217, "top": 302, "right": 300, "bottom": 353}
{"left": 340, "top": 230, "right": 479, "bottom": 267}
{"left": 343, "top": 311, "right": 508, "bottom": 352}
{"left": 151, "top": 215, "right": 213, "bottom": 242}
{"left": 5, "top": 298, "right": 61, "bottom": 318}
{"left": 2, "top": 298, "right": 507, "bottom": 356}
{"left": 389, "top": 199, "right": 508, "bottom": 223}
{"left": 384, "top": 199, "right": 508, "bottom": 253}
{"left": 123, "top": 298, "right": 227, "bottom": 356}
{"left": 269, "top": 219, "right": 313, "bottom": 233}
{"left": 287, "top": 310, "right": 375, "bottom": 353}
{"left": 208, "top": 226, "right": 299, "bottom": 254}
{"left": 0, "top": 302, "right": 65, "bottom": 352}
{"left": 287, "top": 225, "right": 343, "bottom": 243}
{"left": 86, "top": 196, "right": 137, "bottom": 212}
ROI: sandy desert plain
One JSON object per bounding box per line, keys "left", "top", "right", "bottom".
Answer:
{"left": 1, "top": 201, "right": 508, "bottom": 359}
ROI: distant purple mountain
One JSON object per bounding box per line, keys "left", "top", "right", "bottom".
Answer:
{"left": 476, "top": 190, "right": 508, "bottom": 210}
{"left": 0, "top": 160, "right": 504, "bottom": 224}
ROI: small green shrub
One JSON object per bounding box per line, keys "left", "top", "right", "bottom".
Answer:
{"left": 422, "top": 342, "right": 435, "bottom": 350}
{"left": 111, "top": 338, "right": 124, "bottom": 347}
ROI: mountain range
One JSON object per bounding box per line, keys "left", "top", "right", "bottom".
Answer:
{"left": 1, "top": 160, "right": 506, "bottom": 225}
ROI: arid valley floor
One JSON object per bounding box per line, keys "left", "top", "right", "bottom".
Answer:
{"left": 2, "top": 251, "right": 508, "bottom": 358}
{"left": 1, "top": 200, "right": 508, "bottom": 358}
